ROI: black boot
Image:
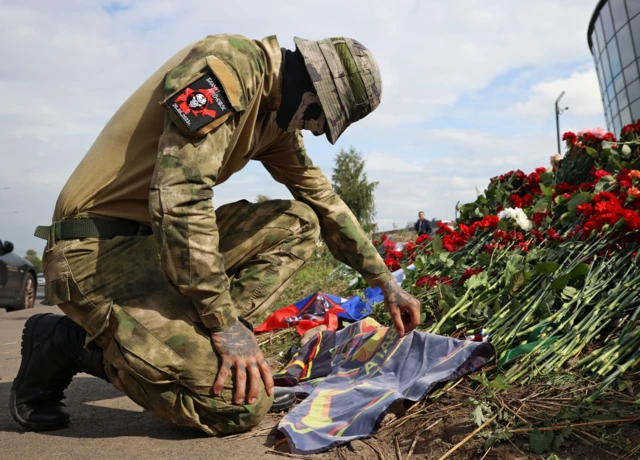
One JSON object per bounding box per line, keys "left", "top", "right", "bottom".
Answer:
{"left": 269, "top": 387, "right": 296, "bottom": 413}
{"left": 10, "top": 313, "right": 109, "bottom": 431}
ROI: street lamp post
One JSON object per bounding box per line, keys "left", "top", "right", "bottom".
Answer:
{"left": 555, "top": 91, "right": 569, "bottom": 154}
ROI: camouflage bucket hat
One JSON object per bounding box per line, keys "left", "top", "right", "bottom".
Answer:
{"left": 293, "top": 36, "right": 382, "bottom": 144}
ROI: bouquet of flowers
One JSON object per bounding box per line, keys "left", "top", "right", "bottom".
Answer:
{"left": 361, "top": 122, "right": 640, "bottom": 399}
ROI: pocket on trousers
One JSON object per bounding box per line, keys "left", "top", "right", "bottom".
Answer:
{"left": 43, "top": 242, "right": 73, "bottom": 306}
{"left": 109, "top": 305, "right": 182, "bottom": 384}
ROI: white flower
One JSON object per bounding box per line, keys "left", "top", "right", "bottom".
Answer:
{"left": 498, "top": 208, "right": 514, "bottom": 219}
{"left": 515, "top": 215, "right": 533, "bottom": 232}
{"left": 498, "top": 207, "right": 533, "bottom": 231}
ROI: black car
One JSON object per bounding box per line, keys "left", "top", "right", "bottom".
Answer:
{"left": 0, "top": 239, "right": 37, "bottom": 311}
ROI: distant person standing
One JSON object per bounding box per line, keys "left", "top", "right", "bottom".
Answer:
{"left": 414, "top": 211, "right": 432, "bottom": 236}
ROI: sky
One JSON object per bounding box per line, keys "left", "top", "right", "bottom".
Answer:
{"left": 0, "top": 0, "right": 607, "bottom": 257}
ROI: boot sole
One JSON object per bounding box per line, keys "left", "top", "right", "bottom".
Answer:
{"left": 9, "top": 390, "right": 69, "bottom": 432}
{"left": 9, "top": 313, "right": 70, "bottom": 431}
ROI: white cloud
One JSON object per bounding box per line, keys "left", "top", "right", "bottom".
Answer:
{"left": 513, "top": 69, "right": 604, "bottom": 119}
{"left": 364, "top": 152, "right": 425, "bottom": 173}
{"left": 0, "top": 0, "right": 609, "bottom": 253}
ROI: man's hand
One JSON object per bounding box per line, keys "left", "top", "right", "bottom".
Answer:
{"left": 211, "top": 320, "right": 274, "bottom": 405}
{"left": 381, "top": 280, "right": 421, "bottom": 337}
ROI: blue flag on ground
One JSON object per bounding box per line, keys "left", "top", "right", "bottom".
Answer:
{"left": 274, "top": 318, "right": 494, "bottom": 454}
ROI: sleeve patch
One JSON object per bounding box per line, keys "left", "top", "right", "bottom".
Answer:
{"left": 166, "top": 72, "right": 232, "bottom": 135}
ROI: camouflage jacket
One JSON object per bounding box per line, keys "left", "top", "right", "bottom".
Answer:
{"left": 150, "top": 35, "right": 393, "bottom": 331}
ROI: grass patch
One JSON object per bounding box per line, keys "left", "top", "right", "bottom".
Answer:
{"left": 269, "top": 247, "right": 351, "bottom": 313}
{"left": 259, "top": 328, "right": 300, "bottom": 369}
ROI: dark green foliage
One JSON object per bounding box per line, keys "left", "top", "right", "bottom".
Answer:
{"left": 332, "top": 146, "right": 378, "bottom": 234}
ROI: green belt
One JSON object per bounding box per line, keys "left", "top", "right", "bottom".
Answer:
{"left": 34, "top": 218, "right": 152, "bottom": 241}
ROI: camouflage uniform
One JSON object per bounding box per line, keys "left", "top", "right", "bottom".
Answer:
{"left": 43, "top": 34, "right": 392, "bottom": 435}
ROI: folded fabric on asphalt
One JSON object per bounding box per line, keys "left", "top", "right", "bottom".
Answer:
{"left": 273, "top": 318, "right": 494, "bottom": 454}
{"left": 255, "top": 289, "right": 383, "bottom": 336}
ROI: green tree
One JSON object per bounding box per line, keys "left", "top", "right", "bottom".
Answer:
{"left": 24, "top": 249, "right": 42, "bottom": 273}
{"left": 256, "top": 194, "right": 271, "bottom": 203}
{"left": 332, "top": 146, "right": 378, "bottom": 234}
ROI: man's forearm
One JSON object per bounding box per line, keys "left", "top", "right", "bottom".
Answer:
{"left": 299, "top": 190, "right": 393, "bottom": 287}
{"left": 150, "top": 119, "right": 239, "bottom": 332}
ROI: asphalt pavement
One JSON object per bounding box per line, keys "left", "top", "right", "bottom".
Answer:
{"left": 0, "top": 290, "right": 290, "bottom": 460}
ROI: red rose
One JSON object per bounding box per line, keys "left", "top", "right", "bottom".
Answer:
{"left": 443, "top": 241, "right": 456, "bottom": 252}
{"left": 382, "top": 239, "right": 396, "bottom": 252}
{"left": 416, "top": 276, "right": 432, "bottom": 288}
{"left": 555, "top": 182, "right": 578, "bottom": 193}
{"left": 579, "top": 182, "right": 595, "bottom": 192}
{"left": 531, "top": 212, "right": 550, "bottom": 225}
{"left": 415, "top": 234, "right": 432, "bottom": 245}
{"left": 518, "top": 241, "right": 531, "bottom": 253}
{"left": 531, "top": 229, "right": 544, "bottom": 243}
{"left": 493, "top": 229, "right": 507, "bottom": 241}
{"left": 484, "top": 243, "right": 496, "bottom": 254}
{"left": 417, "top": 275, "right": 452, "bottom": 288}
{"left": 510, "top": 194, "right": 523, "bottom": 208}
{"left": 384, "top": 256, "right": 400, "bottom": 271}
{"left": 460, "top": 267, "right": 484, "bottom": 285}
{"left": 562, "top": 131, "right": 577, "bottom": 145}
{"left": 458, "top": 223, "right": 471, "bottom": 236}
{"left": 576, "top": 203, "right": 594, "bottom": 215}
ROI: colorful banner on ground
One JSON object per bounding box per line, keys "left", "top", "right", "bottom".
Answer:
{"left": 255, "top": 288, "right": 383, "bottom": 336}
{"left": 274, "top": 318, "right": 494, "bottom": 454}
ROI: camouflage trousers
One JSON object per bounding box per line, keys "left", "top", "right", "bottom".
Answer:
{"left": 42, "top": 199, "right": 320, "bottom": 435}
